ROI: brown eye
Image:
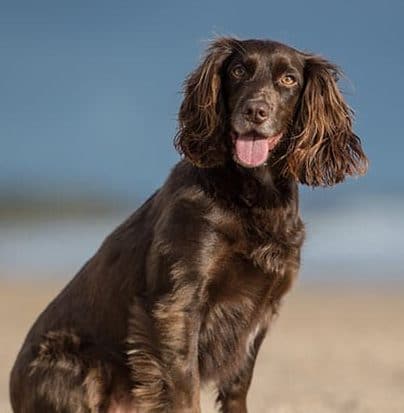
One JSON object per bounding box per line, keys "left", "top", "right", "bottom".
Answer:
{"left": 280, "top": 74, "right": 297, "bottom": 86}
{"left": 231, "top": 64, "right": 246, "bottom": 78}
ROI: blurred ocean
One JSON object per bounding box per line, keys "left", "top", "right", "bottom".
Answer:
{"left": 1, "top": 195, "right": 402, "bottom": 281}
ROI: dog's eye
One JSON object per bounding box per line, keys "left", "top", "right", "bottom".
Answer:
{"left": 279, "top": 74, "right": 297, "bottom": 86}
{"left": 231, "top": 64, "right": 246, "bottom": 79}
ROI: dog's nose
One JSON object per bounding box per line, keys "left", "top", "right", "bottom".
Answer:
{"left": 243, "top": 101, "right": 270, "bottom": 124}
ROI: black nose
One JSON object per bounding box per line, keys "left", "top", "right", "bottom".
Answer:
{"left": 243, "top": 101, "right": 270, "bottom": 124}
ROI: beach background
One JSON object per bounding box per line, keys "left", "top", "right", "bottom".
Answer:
{"left": 1, "top": 1, "right": 403, "bottom": 412}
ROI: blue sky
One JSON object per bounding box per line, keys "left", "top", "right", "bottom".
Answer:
{"left": 1, "top": 0, "right": 403, "bottom": 202}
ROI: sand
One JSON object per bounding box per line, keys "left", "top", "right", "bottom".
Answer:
{"left": 1, "top": 280, "right": 403, "bottom": 413}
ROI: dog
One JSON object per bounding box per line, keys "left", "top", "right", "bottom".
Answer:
{"left": 10, "top": 37, "right": 368, "bottom": 413}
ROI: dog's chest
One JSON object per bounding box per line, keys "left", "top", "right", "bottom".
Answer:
{"left": 197, "top": 207, "right": 303, "bottom": 381}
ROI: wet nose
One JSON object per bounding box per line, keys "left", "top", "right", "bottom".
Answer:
{"left": 243, "top": 101, "right": 270, "bottom": 124}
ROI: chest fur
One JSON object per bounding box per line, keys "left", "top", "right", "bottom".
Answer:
{"left": 197, "top": 207, "right": 304, "bottom": 381}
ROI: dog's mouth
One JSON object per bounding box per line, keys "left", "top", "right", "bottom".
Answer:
{"left": 231, "top": 131, "right": 283, "bottom": 168}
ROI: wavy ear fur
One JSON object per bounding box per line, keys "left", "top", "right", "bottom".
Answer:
{"left": 175, "top": 38, "right": 238, "bottom": 167}
{"left": 286, "top": 55, "right": 368, "bottom": 186}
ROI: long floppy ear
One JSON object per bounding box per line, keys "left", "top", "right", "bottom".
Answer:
{"left": 174, "top": 38, "right": 238, "bottom": 167}
{"left": 286, "top": 55, "right": 368, "bottom": 186}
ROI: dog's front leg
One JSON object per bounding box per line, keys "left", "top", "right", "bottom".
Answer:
{"left": 216, "top": 326, "right": 267, "bottom": 413}
{"left": 128, "top": 288, "right": 202, "bottom": 413}
{"left": 154, "top": 291, "right": 201, "bottom": 413}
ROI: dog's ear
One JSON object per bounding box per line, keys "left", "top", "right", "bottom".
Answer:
{"left": 286, "top": 55, "right": 368, "bottom": 186}
{"left": 175, "top": 38, "right": 238, "bottom": 168}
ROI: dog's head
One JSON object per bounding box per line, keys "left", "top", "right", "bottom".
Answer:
{"left": 175, "top": 38, "right": 368, "bottom": 186}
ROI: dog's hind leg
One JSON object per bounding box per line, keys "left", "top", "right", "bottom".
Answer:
{"left": 10, "top": 330, "right": 135, "bottom": 413}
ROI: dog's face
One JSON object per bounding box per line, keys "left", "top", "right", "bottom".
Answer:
{"left": 176, "top": 38, "right": 368, "bottom": 186}
{"left": 222, "top": 41, "right": 304, "bottom": 168}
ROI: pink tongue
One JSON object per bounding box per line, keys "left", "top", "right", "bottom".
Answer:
{"left": 235, "top": 136, "right": 269, "bottom": 167}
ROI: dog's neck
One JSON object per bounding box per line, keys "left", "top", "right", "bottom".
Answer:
{"left": 195, "top": 159, "right": 297, "bottom": 210}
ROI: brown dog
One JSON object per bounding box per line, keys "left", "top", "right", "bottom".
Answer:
{"left": 10, "top": 38, "right": 367, "bottom": 412}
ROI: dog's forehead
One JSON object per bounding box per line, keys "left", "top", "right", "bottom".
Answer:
{"left": 235, "top": 39, "right": 303, "bottom": 66}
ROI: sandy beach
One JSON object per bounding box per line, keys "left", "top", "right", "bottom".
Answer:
{"left": 1, "top": 279, "right": 403, "bottom": 413}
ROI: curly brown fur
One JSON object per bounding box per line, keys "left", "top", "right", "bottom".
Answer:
{"left": 10, "top": 38, "right": 367, "bottom": 413}
{"left": 175, "top": 38, "right": 239, "bottom": 167}
{"left": 285, "top": 55, "right": 368, "bottom": 186}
